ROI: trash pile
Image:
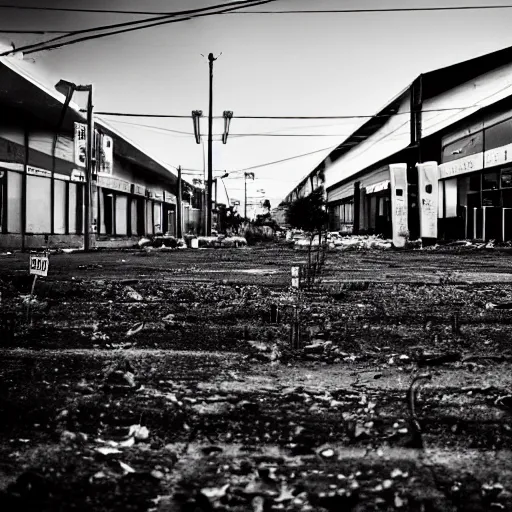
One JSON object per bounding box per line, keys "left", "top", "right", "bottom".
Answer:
{"left": 333, "top": 235, "right": 393, "bottom": 251}
{"left": 195, "top": 236, "right": 247, "bottom": 248}
{"left": 421, "top": 239, "right": 512, "bottom": 251}
{"left": 137, "top": 236, "right": 185, "bottom": 250}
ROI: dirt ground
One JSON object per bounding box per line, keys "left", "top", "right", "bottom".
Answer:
{"left": 1, "top": 243, "right": 512, "bottom": 511}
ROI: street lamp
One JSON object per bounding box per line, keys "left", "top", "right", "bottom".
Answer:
{"left": 191, "top": 110, "right": 203, "bottom": 144}
{"left": 55, "top": 79, "right": 93, "bottom": 252}
{"left": 222, "top": 111, "right": 233, "bottom": 144}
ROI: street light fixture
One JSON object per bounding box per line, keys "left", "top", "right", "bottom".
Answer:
{"left": 55, "top": 79, "right": 93, "bottom": 252}
{"left": 222, "top": 111, "right": 233, "bottom": 144}
{"left": 192, "top": 110, "right": 203, "bottom": 144}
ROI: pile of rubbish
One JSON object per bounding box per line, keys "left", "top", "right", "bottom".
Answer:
{"left": 137, "top": 235, "right": 247, "bottom": 250}
{"left": 421, "top": 239, "right": 512, "bottom": 251}
{"left": 137, "top": 236, "right": 185, "bottom": 250}
{"left": 335, "top": 235, "right": 393, "bottom": 251}
{"left": 194, "top": 236, "right": 248, "bottom": 248}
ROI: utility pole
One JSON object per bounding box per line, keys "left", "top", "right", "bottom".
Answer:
{"left": 244, "top": 174, "right": 248, "bottom": 219}
{"left": 206, "top": 53, "right": 216, "bottom": 236}
{"left": 85, "top": 86, "right": 93, "bottom": 252}
{"left": 177, "top": 165, "right": 182, "bottom": 238}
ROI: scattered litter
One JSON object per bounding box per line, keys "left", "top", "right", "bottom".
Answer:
{"left": 119, "top": 461, "right": 136, "bottom": 474}
{"left": 128, "top": 424, "right": 149, "bottom": 441}
{"left": 124, "top": 287, "right": 143, "bottom": 302}
{"left": 96, "top": 447, "right": 121, "bottom": 456}
{"left": 126, "top": 322, "right": 145, "bottom": 337}
{"left": 201, "top": 483, "right": 230, "bottom": 499}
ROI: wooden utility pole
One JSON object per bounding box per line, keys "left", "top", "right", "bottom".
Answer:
{"left": 85, "top": 86, "right": 93, "bottom": 252}
{"left": 244, "top": 173, "right": 248, "bottom": 219}
{"left": 206, "top": 53, "right": 215, "bottom": 236}
{"left": 177, "top": 165, "right": 182, "bottom": 238}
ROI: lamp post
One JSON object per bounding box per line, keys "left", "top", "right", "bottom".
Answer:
{"left": 55, "top": 80, "right": 93, "bottom": 252}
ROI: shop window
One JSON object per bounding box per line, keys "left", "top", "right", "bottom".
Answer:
{"left": 483, "top": 171, "right": 499, "bottom": 190}
{"left": 0, "top": 176, "right": 3, "bottom": 231}
{"left": 445, "top": 178, "right": 457, "bottom": 218}
{"left": 469, "top": 173, "right": 480, "bottom": 191}
{"left": 103, "top": 192, "right": 114, "bottom": 235}
{"left": 136, "top": 199, "right": 145, "bottom": 235}
{"left": 503, "top": 189, "right": 512, "bottom": 208}
{"left": 115, "top": 195, "right": 128, "bottom": 236}
{"left": 482, "top": 191, "right": 500, "bottom": 207}
{"left": 69, "top": 183, "right": 77, "bottom": 233}
{"left": 438, "top": 181, "right": 444, "bottom": 218}
{"left": 7, "top": 171, "right": 22, "bottom": 233}
{"left": 54, "top": 180, "right": 66, "bottom": 234}
{"left": 501, "top": 168, "right": 512, "bottom": 188}
{"left": 26, "top": 175, "right": 51, "bottom": 233}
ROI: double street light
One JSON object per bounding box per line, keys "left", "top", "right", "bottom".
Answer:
{"left": 192, "top": 53, "right": 233, "bottom": 236}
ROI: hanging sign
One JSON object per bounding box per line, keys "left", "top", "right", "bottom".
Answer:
{"left": 389, "top": 164, "right": 409, "bottom": 248}
{"left": 100, "top": 134, "right": 114, "bottom": 174}
{"left": 29, "top": 253, "right": 49, "bottom": 277}
{"left": 417, "top": 162, "right": 439, "bottom": 239}
{"left": 74, "top": 122, "right": 87, "bottom": 168}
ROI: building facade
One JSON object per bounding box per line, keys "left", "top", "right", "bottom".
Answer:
{"left": 0, "top": 56, "right": 197, "bottom": 250}
{"left": 283, "top": 45, "right": 512, "bottom": 245}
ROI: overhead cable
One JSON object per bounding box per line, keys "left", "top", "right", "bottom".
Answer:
{"left": 93, "top": 106, "right": 476, "bottom": 120}
{"left": 225, "top": 5, "right": 512, "bottom": 13}
{"left": 1, "top": 0, "right": 279, "bottom": 56}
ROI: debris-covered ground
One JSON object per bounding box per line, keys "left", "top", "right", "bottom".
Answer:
{"left": 1, "top": 244, "right": 512, "bottom": 511}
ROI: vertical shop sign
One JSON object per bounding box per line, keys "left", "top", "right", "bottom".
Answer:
{"left": 74, "top": 122, "right": 87, "bottom": 168}
{"left": 389, "top": 164, "right": 409, "bottom": 248}
{"left": 101, "top": 134, "right": 114, "bottom": 174}
{"left": 417, "top": 161, "right": 439, "bottom": 239}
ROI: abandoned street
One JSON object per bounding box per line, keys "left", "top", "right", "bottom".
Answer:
{"left": 1, "top": 244, "right": 512, "bottom": 511}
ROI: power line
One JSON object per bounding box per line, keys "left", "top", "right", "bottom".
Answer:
{"left": 235, "top": 145, "right": 337, "bottom": 173}
{"left": 95, "top": 106, "right": 476, "bottom": 121}
{"left": 225, "top": 5, "right": 512, "bottom": 13}
{"left": 232, "top": 108, "right": 477, "bottom": 119}
{"left": 1, "top": 0, "right": 279, "bottom": 56}
{"left": 0, "top": 4, "right": 178, "bottom": 15}
{"left": 106, "top": 119, "right": 356, "bottom": 137}
{"left": 0, "top": 29, "right": 69, "bottom": 34}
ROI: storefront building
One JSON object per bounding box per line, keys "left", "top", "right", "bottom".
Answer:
{"left": 283, "top": 45, "right": 512, "bottom": 244}
{"left": 0, "top": 56, "right": 188, "bottom": 250}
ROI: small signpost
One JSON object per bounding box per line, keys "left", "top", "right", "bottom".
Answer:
{"left": 26, "top": 252, "right": 49, "bottom": 323}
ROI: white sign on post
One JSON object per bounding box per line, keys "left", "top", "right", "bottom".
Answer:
{"left": 389, "top": 163, "right": 409, "bottom": 248}
{"left": 417, "top": 161, "right": 439, "bottom": 239}
{"left": 29, "top": 254, "right": 49, "bottom": 277}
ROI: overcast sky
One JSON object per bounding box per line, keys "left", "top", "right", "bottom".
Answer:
{"left": 2, "top": 0, "right": 512, "bottom": 208}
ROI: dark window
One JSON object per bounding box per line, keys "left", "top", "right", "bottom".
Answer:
{"left": 425, "top": 184, "right": 432, "bottom": 194}
{"left": 469, "top": 173, "right": 481, "bottom": 192}
{"left": 396, "top": 189, "right": 403, "bottom": 196}
{"left": 482, "top": 171, "right": 499, "bottom": 190}
{"left": 503, "top": 189, "right": 512, "bottom": 208}
{"left": 501, "top": 168, "right": 512, "bottom": 188}
{"left": 482, "top": 190, "right": 500, "bottom": 207}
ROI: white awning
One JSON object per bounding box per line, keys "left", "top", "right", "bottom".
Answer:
{"left": 365, "top": 180, "right": 390, "bottom": 194}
